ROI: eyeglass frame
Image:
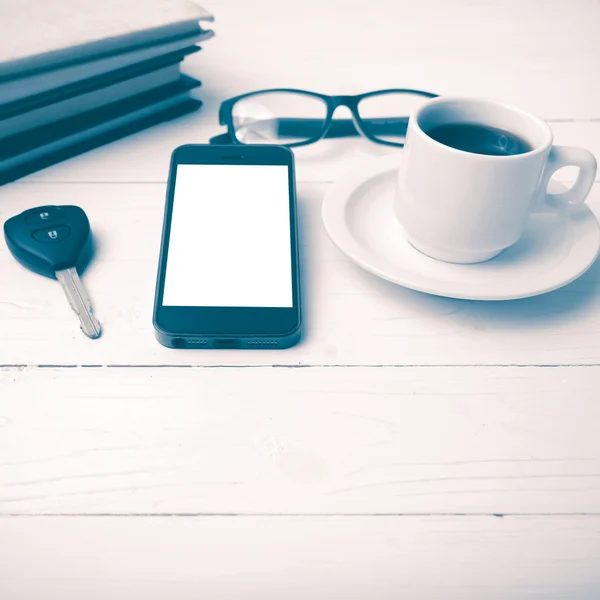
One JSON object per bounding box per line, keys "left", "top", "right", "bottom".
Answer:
{"left": 209, "top": 88, "right": 438, "bottom": 148}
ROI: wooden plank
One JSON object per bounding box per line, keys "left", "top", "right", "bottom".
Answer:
{"left": 10, "top": 0, "right": 600, "bottom": 184}
{"left": 1, "top": 182, "right": 600, "bottom": 366}
{"left": 1, "top": 366, "right": 599, "bottom": 515}
{"left": 0, "top": 516, "right": 599, "bottom": 599}
{"left": 197, "top": 0, "right": 600, "bottom": 120}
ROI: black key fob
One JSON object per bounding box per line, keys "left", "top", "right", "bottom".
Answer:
{"left": 3, "top": 205, "right": 93, "bottom": 278}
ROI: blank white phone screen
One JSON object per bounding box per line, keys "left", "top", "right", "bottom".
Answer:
{"left": 162, "top": 164, "right": 293, "bottom": 308}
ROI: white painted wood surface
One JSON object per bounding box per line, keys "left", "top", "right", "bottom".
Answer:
{"left": 1, "top": 367, "right": 600, "bottom": 515}
{"left": 1, "top": 516, "right": 599, "bottom": 599}
{"left": 1, "top": 0, "right": 600, "bottom": 597}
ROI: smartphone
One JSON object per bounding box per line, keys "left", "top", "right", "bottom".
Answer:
{"left": 153, "top": 144, "right": 301, "bottom": 349}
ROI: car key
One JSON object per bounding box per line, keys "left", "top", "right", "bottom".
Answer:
{"left": 3, "top": 205, "right": 101, "bottom": 339}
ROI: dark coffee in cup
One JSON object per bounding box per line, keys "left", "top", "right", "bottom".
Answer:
{"left": 425, "top": 122, "right": 533, "bottom": 156}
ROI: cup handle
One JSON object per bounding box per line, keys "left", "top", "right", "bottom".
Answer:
{"left": 540, "top": 145, "right": 597, "bottom": 207}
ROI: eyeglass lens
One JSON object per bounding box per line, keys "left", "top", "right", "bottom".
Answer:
{"left": 232, "top": 92, "right": 328, "bottom": 145}
{"left": 357, "top": 92, "right": 432, "bottom": 144}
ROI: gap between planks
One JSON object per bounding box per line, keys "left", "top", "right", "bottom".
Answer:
{"left": 2, "top": 513, "right": 600, "bottom": 518}
{"left": 3, "top": 363, "right": 600, "bottom": 369}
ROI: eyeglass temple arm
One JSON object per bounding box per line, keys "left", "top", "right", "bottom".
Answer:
{"left": 210, "top": 132, "right": 235, "bottom": 144}
{"left": 209, "top": 117, "right": 411, "bottom": 144}
{"left": 277, "top": 116, "right": 410, "bottom": 138}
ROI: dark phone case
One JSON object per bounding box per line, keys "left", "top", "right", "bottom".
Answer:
{"left": 153, "top": 326, "right": 303, "bottom": 350}
{"left": 152, "top": 145, "right": 302, "bottom": 350}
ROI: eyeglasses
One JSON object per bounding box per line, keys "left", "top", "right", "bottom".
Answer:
{"left": 209, "top": 88, "right": 438, "bottom": 148}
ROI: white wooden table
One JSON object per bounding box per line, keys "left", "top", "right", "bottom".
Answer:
{"left": 1, "top": 1, "right": 600, "bottom": 597}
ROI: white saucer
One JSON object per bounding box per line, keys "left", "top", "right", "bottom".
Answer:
{"left": 322, "top": 154, "right": 600, "bottom": 300}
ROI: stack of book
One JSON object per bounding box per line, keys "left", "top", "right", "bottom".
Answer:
{"left": 0, "top": 0, "right": 214, "bottom": 184}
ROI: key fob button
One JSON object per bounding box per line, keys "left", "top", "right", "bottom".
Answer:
{"left": 25, "top": 207, "right": 63, "bottom": 225}
{"left": 32, "top": 225, "right": 71, "bottom": 243}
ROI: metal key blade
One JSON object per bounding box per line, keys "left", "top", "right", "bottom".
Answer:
{"left": 55, "top": 267, "right": 102, "bottom": 339}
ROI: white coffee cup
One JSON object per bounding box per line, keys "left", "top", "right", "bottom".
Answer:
{"left": 394, "top": 96, "right": 598, "bottom": 263}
